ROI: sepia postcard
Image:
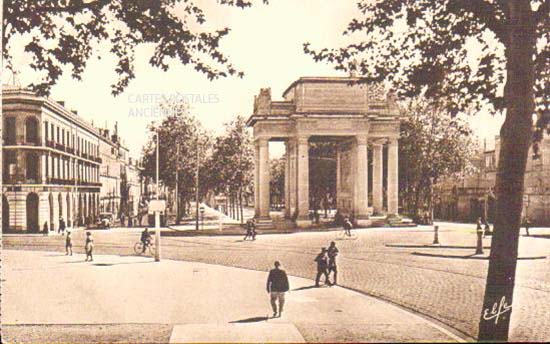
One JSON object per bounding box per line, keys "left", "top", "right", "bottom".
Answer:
{"left": 1, "top": 1, "right": 549, "bottom": 343}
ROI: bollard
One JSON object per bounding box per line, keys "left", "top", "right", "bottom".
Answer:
{"left": 476, "top": 229, "right": 484, "bottom": 255}
{"left": 433, "top": 225, "right": 440, "bottom": 245}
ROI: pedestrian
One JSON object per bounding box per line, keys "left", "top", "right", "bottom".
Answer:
{"left": 85, "top": 231, "right": 94, "bottom": 262}
{"left": 244, "top": 219, "right": 256, "bottom": 241}
{"left": 524, "top": 217, "right": 531, "bottom": 236}
{"left": 314, "top": 247, "right": 329, "bottom": 287}
{"left": 327, "top": 241, "right": 339, "bottom": 286}
{"left": 266, "top": 261, "right": 289, "bottom": 318}
{"left": 483, "top": 220, "right": 491, "bottom": 237}
{"left": 476, "top": 217, "right": 482, "bottom": 232}
{"left": 343, "top": 217, "right": 353, "bottom": 236}
{"left": 65, "top": 231, "right": 73, "bottom": 256}
{"left": 58, "top": 217, "right": 66, "bottom": 235}
{"left": 43, "top": 222, "right": 49, "bottom": 236}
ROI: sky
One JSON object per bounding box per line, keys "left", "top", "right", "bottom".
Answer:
{"left": 4, "top": 0, "right": 504, "bottom": 158}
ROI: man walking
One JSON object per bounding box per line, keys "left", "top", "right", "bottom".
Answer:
{"left": 65, "top": 231, "right": 73, "bottom": 256}
{"left": 266, "top": 261, "right": 289, "bottom": 318}
{"left": 314, "top": 247, "right": 329, "bottom": 287}
{"left": 58, "top": 217, "right": 66, "bottom": 235}
{"left": 327, "top": 241, "right": 339, "bottom": 286}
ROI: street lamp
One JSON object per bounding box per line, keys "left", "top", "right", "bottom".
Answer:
{"left": 154, "top": 130, "right": 161, "bottom": 262}
{"left": 195, "top": 136, "right": 200, "bottom": 231}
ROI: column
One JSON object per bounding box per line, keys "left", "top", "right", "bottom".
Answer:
{"left": 336, "top": 146, "right": 341, "bottom": 210}
{"left": 372, "top": 143, "right": 383, "bottom": 214}
{"left": 41, "top": 153, "right": 47, "bottom": 183}
{"left": 254, "top": 141, "right": 260, "bottom": 217}
{"left": 354, "top": 135, "right": 369, "bottom": 223}
{"left": 288, "top": 138, "right": 297, "bottom": 218}
{"left": 296, "top": 136, "right": 309, "bottom": 225}
{"left": 387, "top": 138, "right": 399, "bottom": 215}
{"left": 284, "top": 141, "right": 291, "bottom": 218}
{"left": 258, "top": 138, "right": 270, "bottom": 220}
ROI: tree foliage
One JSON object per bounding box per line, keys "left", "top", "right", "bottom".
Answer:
{"left": 399, "top": 98, "right": 478, "bottom": 220}
{"left": 206, "top": 115, "right": 254, "bottom": 206}
{"left": 304, "top": 1, "right": 549, "bottom": 341}
{"left": 304, "top": 0, "right": 548, "bottom": 135}
{"left": 140, "top": 100, "right": 208, "bottom": 215}
{"left": 3, "top": 0, "right": 267, "bottom": 95}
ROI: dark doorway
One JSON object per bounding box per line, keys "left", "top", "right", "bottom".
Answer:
{"left": 3, "top": 195, "right": 10, "bottom": 232}
{"left": 26, "top": 193, "right": 40, "bottom": 232}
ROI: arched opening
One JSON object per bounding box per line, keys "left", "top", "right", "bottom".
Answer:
{"left": 26, "top": 152, "right": 39, "bottom": 182}
{"left": 25, "top": 117, "right": 39, "bottom": 145}
{"left": 66, "top": 194, "right": 71, "bottom": 227}
{"left": 58, "top": 193, "right": 63, "bottom": 221}
{"left": 3, "top": 195, "right": 10, "bottom": 232}
{"left": 49, "top": 193, "right": 54, "bottom": 231}
{"left": 3, "top": 117, "right": 16, "bottom": 145}
{"left": 26, "top": 193, "right": 39, "bottom": 232}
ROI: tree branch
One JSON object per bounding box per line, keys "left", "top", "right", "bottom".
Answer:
{"left": 448, "top": 0, "right": 507, "bottom": 42}
{"left": 534, "top": 0, "right": 550, "bottom": 23}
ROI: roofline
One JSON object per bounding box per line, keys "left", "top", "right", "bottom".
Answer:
{"left": 3, "top": 88, "right": 128, "bottom": 150}
{"left": 282, "top": 76, "right": 364, "bottom": 98}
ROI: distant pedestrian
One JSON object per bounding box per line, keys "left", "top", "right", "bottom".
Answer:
{"left": 85, "top": 231, "right": 94, "bottom": 262}
{"left": 58, "top": 217, "right": 66, "bottom": 235}
{"left": 43, "top": 222, "right": 49, "bottom": 236}
{"left": 343, "top": 217, "right": 353, "bottom": 236}
{"left": 327, "top": 241, "right": 339, "bottom": 286}
{"left": 266, "top": 261, "right": 289, "bottom": 318}
{"left": 314, "top": 247, "right": 329, "bottom": 287}
{"left": 476, "top": 217, "right": 482, "bottom": 232}
{"left": 244, "top": 219, "right": 256, "bottom": 241}
{"left": 524, "top": 217, "right": 531, "bottom": 236}
{"left": 65, "top": 231, "right": 73, "bottom": 256}
{"left": 483, "top": 220, "right": 491, "bottom": 237}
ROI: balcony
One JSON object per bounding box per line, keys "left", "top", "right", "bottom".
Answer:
{"left": 66, "top": 147, "right": 75, "bottom": 154}
{"left": 54, "top": 143, "right": 66, "bottom": 151}
{"left": 46, "top": 140, "right": 55, "bottom": 148}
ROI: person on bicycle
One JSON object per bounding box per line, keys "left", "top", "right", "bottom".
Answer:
{"left": 343, "top": 217, "right": 353, "bottom": 236}
{"left": 140, "top": 228, "right": 152, "bottom": 253}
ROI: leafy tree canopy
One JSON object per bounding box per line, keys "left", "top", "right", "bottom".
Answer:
{"left": 3, "top": 0, "right": 267, "bottom": 95}
{"left": 304, "top": 0, "right": 548, "bottom": 134}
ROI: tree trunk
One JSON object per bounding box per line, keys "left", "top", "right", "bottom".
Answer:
{"left": 238, "top": 188, "right": 244, "bottom": 224}
{"left": 478, "top": 2, "right": 535, "bottom": 341}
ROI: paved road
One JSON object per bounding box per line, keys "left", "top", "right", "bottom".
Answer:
{"left": 4, "top": 223, "right": 550, "bottom": 341}
{"left": 2, "top": 250, "right": 459, "bottom": 343}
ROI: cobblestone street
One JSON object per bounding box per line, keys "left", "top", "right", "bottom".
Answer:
{"left": 4, "top": 223, "right": 550, "bottom": 341}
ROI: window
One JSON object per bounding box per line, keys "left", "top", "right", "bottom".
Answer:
{"left": 44, "top": 121, "right": 49, "bottom": 141}
{"left": 56, "top": 127, "right": 60, "bottom": 144}
{"left": 3, "top": 117, "right": 16, "bottom": 145}
{"left": 3, "top": 151, "right": 16, "bottom": 182}
{"left": 26, "top": 152, "right": 39, "bottom": 181}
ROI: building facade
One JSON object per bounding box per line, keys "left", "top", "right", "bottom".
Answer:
{"left": 247, "top": 77, "right": 403, "bottom": 227}
{"left": 2, "top": 86, "right": 102, "bottom": 232}
{"left": 434, "top": 135, "right": 550, "bottom": 225}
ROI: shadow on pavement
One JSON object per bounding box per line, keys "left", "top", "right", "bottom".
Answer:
{"left": 229, "top": 316, "right": 270, "bottom": 323}
{"left": 292, "top": 285, "right": 319, "bottom": 291}
{"left": 529, "top": 234, "right": 550, "bottom": 239}
{"left": 412, "top": 252, "right": 547, "bottom": 260}
{"left": 387, "top": 244, "right": 491, "bottom": 249}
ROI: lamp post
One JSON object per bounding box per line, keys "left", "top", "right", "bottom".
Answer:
{"left": 154, "top": 130, "right": 161, "bottom": 262}
{"left": 195, "top": 137, "right": 200, "bottom": 231}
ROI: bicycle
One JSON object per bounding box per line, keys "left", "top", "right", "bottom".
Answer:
{"left": 134, "top": 240, "right": 155, "bottom": 255}
{"left": 336, "top": 229, "right": 358, "bottom": 240}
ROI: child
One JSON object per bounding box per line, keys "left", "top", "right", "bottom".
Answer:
{"left": 85, "top": 231, "right": 94, "bottom": 261}
{"left": 65, "top": 231, "right": 73, "bottom": 256}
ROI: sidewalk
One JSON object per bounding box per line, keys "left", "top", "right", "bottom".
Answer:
{"left": 2, "top": 250, "right": 462, "bottom": 343}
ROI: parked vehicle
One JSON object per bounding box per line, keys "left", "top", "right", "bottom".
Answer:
{"left": 97, "top": 212, "right": 113, "bottom": 229}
